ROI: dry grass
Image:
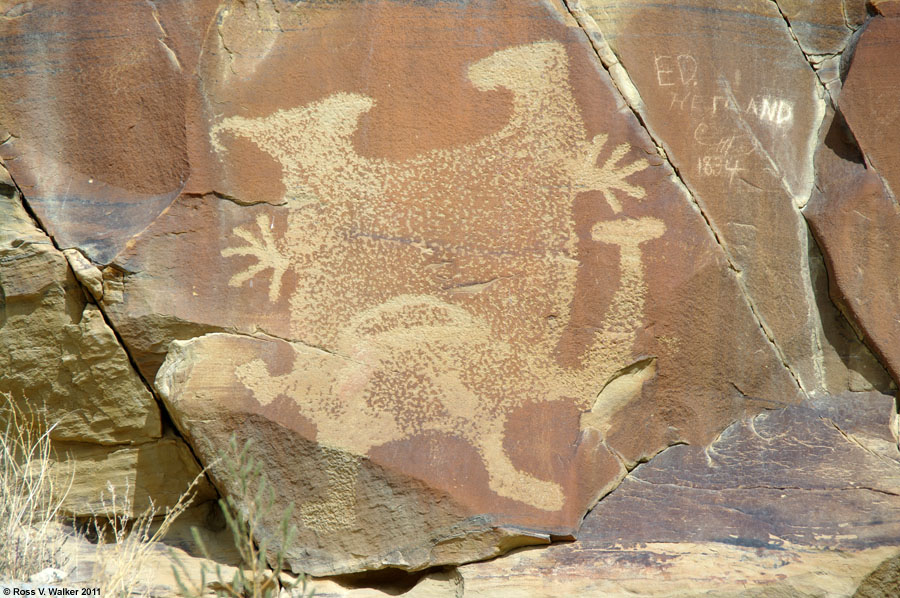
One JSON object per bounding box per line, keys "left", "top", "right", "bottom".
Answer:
{"left": 0, "top": 392, "right": 204, "bottom": 594}
{"left": 88, "top": 478, "right": 203, "bottom": 597}
{"left": 0, "top": 393, "right": 72, "bottom": 581}
{"left": 0, "top": 394, "right": 306, "bottom": 597}
{"left": 171, "top": 436, "right": 314, "bottom": 598}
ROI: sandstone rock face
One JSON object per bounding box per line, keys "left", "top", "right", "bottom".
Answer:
{"left": 0, "top": 0, "right": 189, "bottom": 264}
{"left": 453, "top": 391, "right": 900, "bottom": 598}
{"left": 0, "top": 193, "right": 159, "bottom": 445}
{"left": 0, "top": 169, "right": 208, "bottom": 517}
{"left": 50, "top": 437, "right": 215, "bottom": 517}
{"left": 775, "top": 0, "right": 867, "bottom": 56}
{"left": 804, "top": 9, "right": 900, "bottom": 386}
{"left": 0, "top": 0, "right": 898, "bottom": 593}
{"left": 840, "top": 4, "right": 900, "bottom": 199}
{"left": 142, "top": 0, "right": 803, "bottom": 575}
{"left": 573, "top": 0, "right": 880, "bottom": 394}
{"left": 805, "top": 112, "right": 900, "bottom": 387}
{"left": 309, "top": 392, "right": 900, "bottom": 597}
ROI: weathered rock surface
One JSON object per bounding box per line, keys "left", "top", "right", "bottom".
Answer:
{"left": 0, "top": 0, "right": 898, "bottom": 592}
{"left": 140, "top": 0, "right": 809, "bottom": 576}
{"left": 0, "top": 179, "right": 209, "bottom": 517}
{"left": 840, "top": 4, "right": 900, "bottom": 199}
{"left": 805, "top": 109, "right": 900, "bottom": 387}
{"left": 0, "top": 0, "right": 190, "bottom": 264}
{"left": 775, "top": 0, "right": 867, "bottom": 56}
{"left": 573, "top": 0, "right": 883, "bottom": 394}
{"left": 50, "top": 436, "right": 215, "bottom": 517}
{"left": 0, "top": 193, "right": 160, "bottom": 445}
{"left": 307, "top": 391, "right": 900, "bottom": 597}
{"left": 804, "top": 6, "right": 900, "bottom": 388}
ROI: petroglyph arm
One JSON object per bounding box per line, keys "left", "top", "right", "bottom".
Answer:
{"left": 570, "top": 134, "right": 649, "bottom": 213}
{"left": 222, "top": 212, "right": 291, "bottom": 302}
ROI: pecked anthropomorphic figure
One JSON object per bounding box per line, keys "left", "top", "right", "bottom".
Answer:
{"left": 208, "top": 40, "right": 663, "bottom": 514}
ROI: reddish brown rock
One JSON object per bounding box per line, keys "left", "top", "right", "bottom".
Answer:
{"left": 0, "top": 0, "right": 216, "bottom": 264}
{"left": 3, "top": 0, "right": 871, "bottom": 580}
{"left": 300, "top": 391, "right": 900, "bottom": 597}
{"left": 437, "top": 391, "right": 900, "bottom": 598}
{"left": 775, "top": 0, "right": 867, "bottom": 56}
{"left": 840, "top": 9, "right": 900, "bottom": 199}
{"left": 804, "top": 109, "right": 900, "bottom": 386}
{"left": 574, "top": 0, "right": 875, "bottom": 394}
{"left": 144, "top": 0, "right": 803, "bottom": 575}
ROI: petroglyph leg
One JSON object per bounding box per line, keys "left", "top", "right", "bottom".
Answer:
{"left": 576, "top": 217, "right": 666, "bottom": 402}
{"left": 581, "top": 357, "right": 657, "bottom": 434}
{"left": 592, "top": 217, "right": 666, "bottom": 338}
{"left": 476, "top": 428, "right": 565, "bottom": 512}
{"left": 222, "top": 213, "right": 291, "bottom": 302}
{"left": 569, "top": 135, "right": 649, "bottom": 213}
{"left": 235, "top": 347, "right": 402, "bottom": 456}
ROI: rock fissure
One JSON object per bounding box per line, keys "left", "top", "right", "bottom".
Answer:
{"left": 560, "top": 0, "right": 807, "bottom": 396}
{"left": 631, "top": 477, "right": 900, "bottom": 497}
{"left": 7, "top": 187, "right": 138, "bottom": 377}
{"left": 826, "top": 418, "right": 900, "bottom": 464}
{"left": 147, "top": 0, "right": 182, "bottom": 72}
{"left": 1, "top": 159, "right": 213, "bottom": 491}
{"left": 181, "top": 190, "right": 288, "bottom": 207}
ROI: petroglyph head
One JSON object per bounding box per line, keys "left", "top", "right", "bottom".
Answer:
{"left": 467, "top": 40, "right": 568, "bottom": 93}
{"left": 211, "top": 92, "right": 376, "bottom": 185}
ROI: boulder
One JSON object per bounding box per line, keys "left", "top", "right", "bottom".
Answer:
{"left": 804, "top": 108, "right": 900, "bottom": 387}
{"left": 50, "top": 437, "right": 216, "bottom": 518}
{"left": 0, "top": 185, "right": 209, "bottom": 518}
{"left": 308, "top": 392, "right": 900, "bottom": 597}
{"left": 840, "top": 3, "right": 900, "bottom": 201}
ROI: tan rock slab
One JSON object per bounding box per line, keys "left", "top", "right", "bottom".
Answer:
{"left": 62, "top": 249, "right": 103, "bottom": 302}
{"left": 0, "top": 195, "right": 161, "bottom": 445}
{"left": 50, "top": 437, "right": 215, "bottom": 518}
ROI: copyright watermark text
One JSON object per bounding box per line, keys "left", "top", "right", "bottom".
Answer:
{"left": 1, "top": 585, "right": 99, "bottom": 596}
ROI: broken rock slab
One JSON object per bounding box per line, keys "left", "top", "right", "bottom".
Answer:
{"left": 0, "top": 193, "right": 161, "bottom": 445}
{"left": 152, "top": 0, "right": 800, "bottom": 576}
{"left": 0, "top": 187, "right": 209, "bottom": 519}
{"left": 816, "top": 0, "right": 900, "bottom": 382}
{"left": 804, "top": 106, "right": 900, "bottom": 387}
{"left": 50, "top": 436, "right": 216, "bottom": 518}
{"left": 309, "top": 391, "right": 900, "bottom": 598}
{"left": 774, "top": 0, "right": 867, "bottom": 56}
{"left": 840, "top": 3, "right": 900, "bottom": 200}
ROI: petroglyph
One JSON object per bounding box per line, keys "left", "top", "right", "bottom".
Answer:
{"left": 212, "top": 41, "right": 662, "bottom": 516}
